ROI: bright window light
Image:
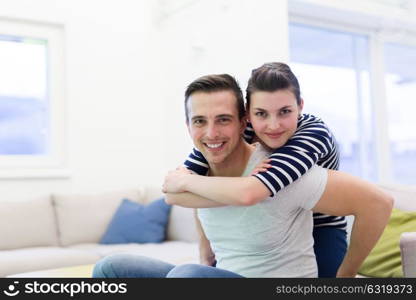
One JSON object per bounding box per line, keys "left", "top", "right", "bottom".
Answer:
{"left": 384, "top": 42, "right": 416, "bottom": 184}
{"left": 0, "top": 35, "right": 49, "bottom": 155}
{"left": 289, "top": 23, "right": 376, "bottom": 180}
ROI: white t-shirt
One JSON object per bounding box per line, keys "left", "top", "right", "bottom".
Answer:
{"left": 197, "top": 143, "right": 328, "bottom": 277}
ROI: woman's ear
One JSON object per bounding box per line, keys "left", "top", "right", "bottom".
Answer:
{"left": 298, "top": 98, "right": 304, "bottom": 115}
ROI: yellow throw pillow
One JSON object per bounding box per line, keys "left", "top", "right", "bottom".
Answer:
{"left": 358, "top": 208, "right": 416, "bottom": 277}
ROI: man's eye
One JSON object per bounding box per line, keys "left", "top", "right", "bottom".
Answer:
{"left": 193, "top": 119, "right": 205, "bottom": 125}
{"left": 219, "top": 118, "right": 231, "bottom": 123}
{"left": 281, "top": 109, "right": 292, "bottom": 115}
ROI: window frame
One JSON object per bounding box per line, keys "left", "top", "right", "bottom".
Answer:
{"left": 0, "top": 18, "right": 68, "bottom": 179}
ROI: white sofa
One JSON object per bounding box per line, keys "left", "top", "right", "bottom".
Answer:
{"left": 0, "top": 188, "right": 199, "bottom": 277}
{"left": 1, "top": 183, "right": 415, "bottom": 278}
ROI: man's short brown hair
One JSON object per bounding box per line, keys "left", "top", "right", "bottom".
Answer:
{"left": 184, "top": 74, "right": 245, "bottom": 123}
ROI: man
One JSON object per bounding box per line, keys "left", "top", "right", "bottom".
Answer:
{"left": 93, "top": 74, "right": 392, "bottom": 278}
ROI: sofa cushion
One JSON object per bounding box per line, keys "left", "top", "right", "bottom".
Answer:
{"left": 378, "top": 183, "right": 416, "bottom": 211}
{"left": 8, "top": 264, "right": 96, "bottom": 278}
{"left": 53, "top": 188, "right": 146, "bottom": 246}
{"left": 100, "top": 198, "right": 171, "bottom": 244}
{"left": 0, "top": 196, "right": 59, "bottom": 250}
{"left": 400, "top": 232, "right": 416, "bottom": 277}
{"left": 358, "top": 208, "right": 416, "bottom": 277}
{"left": 166, "top": 205, "right": 199, "bottom": 243}
{"left": 0, "top": 247, "right": 100, "bottom": 277}
{"left": 70, "top": 241, "right": 199, "bottom": 265}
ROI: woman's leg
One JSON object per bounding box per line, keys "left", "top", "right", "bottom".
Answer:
{"left": 92, "top": 254, "right": 175, "bottom": 278}
{"left": 313, "top": 227, "right": 348, "bottom": 278}
{"left": 166, "top": 264, "right": 244, "bottom": 278}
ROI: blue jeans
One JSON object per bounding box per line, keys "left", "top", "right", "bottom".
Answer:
{"left": 313, "top": 227, "right": 348, "bottom": 278}
{"left": 92, "top": 254, "right": 243, "bottom": 278}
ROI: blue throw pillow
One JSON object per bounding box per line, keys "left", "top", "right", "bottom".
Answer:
{"left": 100, "top": 198, "right": 172, "bottom": 244}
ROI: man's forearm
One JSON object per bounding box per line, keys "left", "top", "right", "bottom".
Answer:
{"left": 165, "top": 192, "right": 226, "bottom": 208}
{"left": 313, "top": 170, "right": 394, "bottom": 277}
{"left": 336, "top": 194, "right": 393, "bottom": 277}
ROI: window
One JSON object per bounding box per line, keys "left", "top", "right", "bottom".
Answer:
{"left": 288, "top": 16, "right": 416, "bottom": 184}
{"left": 0, "top": 19, "right": 66, "bottom": 178}
{"left": 289, "top": 23, "right": 376, "bottom": 180}
{"left": 0, "top": 35, "right": 48, "bottom": 155}
{"left": 384, "top": 42, "right": 416, "bottom": 184}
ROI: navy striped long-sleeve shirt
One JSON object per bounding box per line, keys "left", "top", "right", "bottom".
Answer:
{"left": 184, "top": 114, "right": 347, "bottom": 230}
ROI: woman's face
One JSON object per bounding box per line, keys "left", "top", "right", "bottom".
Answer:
{"left": 248, "top": 89, "right": 303, "bottom": 149}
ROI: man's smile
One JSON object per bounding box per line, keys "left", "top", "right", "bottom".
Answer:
{"left": 203, "top": 142, "right": 226, "bottom": 151}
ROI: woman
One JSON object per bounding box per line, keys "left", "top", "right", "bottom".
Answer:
{"left": 171, "top": 62, "right": 347, "bottom": 278}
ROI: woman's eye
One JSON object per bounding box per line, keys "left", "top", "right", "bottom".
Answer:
{"left": 255, "top": 111, "right": 266, "bottom": 117}
{"left": 281, "top": 109, "right": 292, "bottom": 115}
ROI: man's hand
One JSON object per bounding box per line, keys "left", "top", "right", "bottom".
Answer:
{"left": 162, "top": 166, "right": 192, "bottom": 194}
{"left": 199, "top": 238, "right": 216, "bottom": 266}
{"left": 336, "top": 270, "right": 356, "bottom": 278}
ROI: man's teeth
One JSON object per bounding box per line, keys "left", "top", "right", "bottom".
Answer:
{"left": 206, "top": 143, "right": 223, "bottom": 149}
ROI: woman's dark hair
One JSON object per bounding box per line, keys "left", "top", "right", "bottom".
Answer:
{"left": 246, "top": 62, "right": 301, "bottom": 109}
{"left": 184, "top": 74, "right": 245, "bottom": 123}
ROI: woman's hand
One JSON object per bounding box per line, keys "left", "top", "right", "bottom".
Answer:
{"left": 162, "top": 166, "right": 193, "bottom": 194}
{"left": 250, "top": 159, "right": 272, "bottom": 175}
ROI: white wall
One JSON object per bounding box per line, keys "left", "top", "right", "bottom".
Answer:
{"left": 0, "top": 0, "right": 289, "bottom": 200}
{"left": 157, "top": 0, "right": 289, "bottom": 169}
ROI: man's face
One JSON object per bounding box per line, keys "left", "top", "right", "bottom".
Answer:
{"left": 186, "top": 90, "right": 246, "bottom": 166}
